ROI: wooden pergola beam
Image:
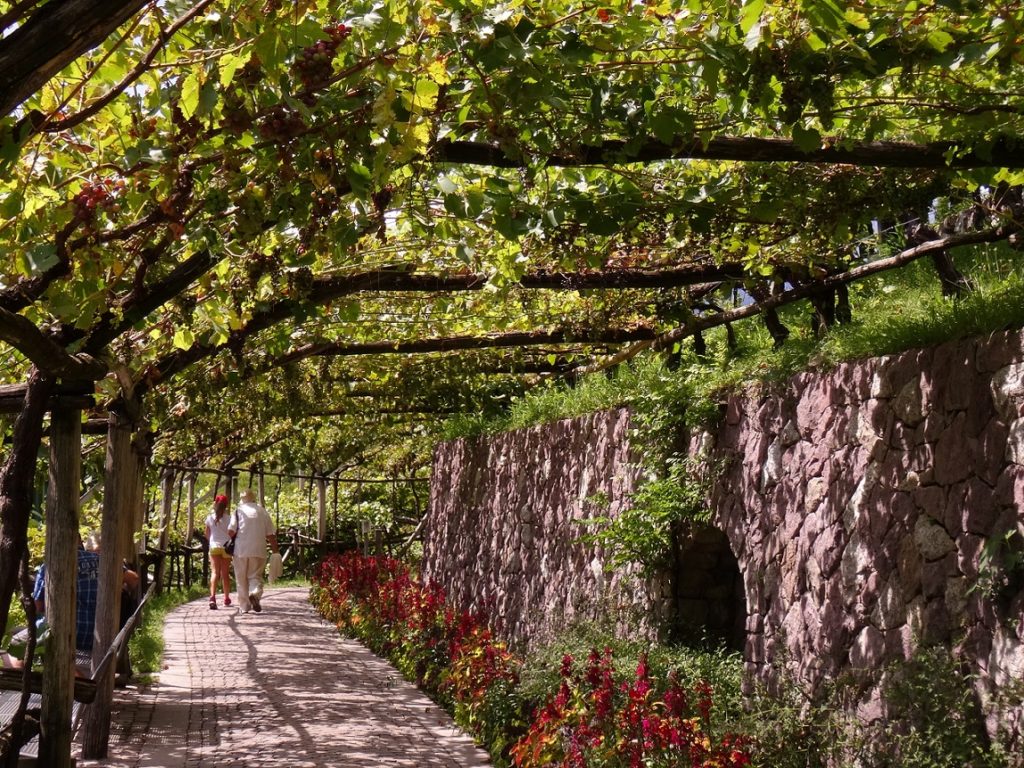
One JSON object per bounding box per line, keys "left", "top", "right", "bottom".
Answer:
{"left": 435, "top": 134, "right": 1024, "bottom": 170}
{"left": 153, "top": 463, "right": 428, "bottom": 483}
{"left": 0, "top": 0, "right": 148, "bottom": 117}
{"left": 0, "top": 383, "right": 94, "bottom": 415}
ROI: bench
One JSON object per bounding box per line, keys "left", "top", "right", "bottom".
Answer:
{"left": 0, "top": 581, "right": 155, "bottom": 762}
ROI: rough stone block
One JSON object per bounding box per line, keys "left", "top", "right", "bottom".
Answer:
{"left": 893, "top": 375, "right": 929, "bottom": 426}
{"left": 889, "top": 419, "right": 915, "bottom": 452}
{"left": 914, "top": 515, "right": 956, "bottom": 561}
{"left": 913, "top": 411, "right": 950, "bottom": 446}
{"left": 964, "top": 376, "right": 998, "bottom": 438}
{"left": 884, "top": 623, "right": 916, "bottom": 661}
{"left": 756, "top": 394, "right": 782, "bottom": 428}
{"left": 921, "top": 552, "right": 957, "bottom": 599}
{"left": 994, "top": 463, "right": 1024, "bottom": 509}
{"left": 967, "top": 418, "right": 1009, "bottom": 487}
{"left": 848, "top": 363, "right": 876, "bottom": 404}
{"left": 958, "top": 477, "right": 999, "bottom": 536}
{"left": 959, "top": 623, "right": 993, "bottom": 670}
{"left": 933, "top": 411, "right": 974, "bottom": 486}
{"left": 819, "top": 593, "right": 853, "bottom": 653}
{"left": 991, "top": 361, "right": 1024, "bottom": 422}
{"left": 804, "top": 476, "right": 827, "bottom": 515}
{"left": 888, "top": 492, "right": 916, "bottom": 537}
{"left": 990, "top": 630, "right": 1024, "bottom": 688}
{"left": 761, "top": 438, "right": 783, "bottom": 489}
{"left": 940, "top": 343, "right": 978, "bottom": 410}
{"left": 957, "top": 532, "right": 984, "bottom": 579}
{"left": 908, "top": 442, "right": 936, "bottom": 475}
{"left": 945, "top": 574, "right": 969, "bottom": 621}
{"left": 812, "top": 523, "right": 843, "bottom": 579}
{"left": 850, "top": 625, "right": 886, "bottom": 669}
{"left": 913, "top": 481, "right": 942, "bottom": 518}
{"left": 976, "top": 331, "right": 1024, "bottom": 373}
{"left": 921, "top": 598, "right": 951, "bottom": 644}
{"left": 780, "top": 419, "right": 801, "bottom": 447}
{"left": 840, "top": 532, "right": 872, "bottom": 591}
{"left": 1006, "top": 417, "right": 1024, "bottom": 465}
{"left": 872, "top": 575, "right": 906, "bottom": 631}
{"left": 870, "top": 359, "right": 895, "bottom": 398}
{"left": 897, "top": 535, "right": 923, "bottom": 601}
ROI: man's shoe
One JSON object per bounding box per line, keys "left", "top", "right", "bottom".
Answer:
{"left": 249, "top": 592, "right": 261, "bottom": 613}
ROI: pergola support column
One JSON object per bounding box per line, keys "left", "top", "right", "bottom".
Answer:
{"left": 154, "top": 468, "right": 174, "bottom": 593}
{"left": 80, "top": 407, "right": 138, "bottom": 758}
{"left": 38, "top": 404, "right": 81, "bottom": 768}
{"left": 317, "top": 476, "right": 327, "bottom": 542}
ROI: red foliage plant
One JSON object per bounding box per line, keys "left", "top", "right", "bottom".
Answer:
{"left": 509, "top": 649, "right": 751, "bottom": 768}
{"left": 311, "top": 552, "right": 751, "bottom": 768}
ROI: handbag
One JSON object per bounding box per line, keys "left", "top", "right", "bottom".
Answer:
{"left": 268, "top": 552, "right": 283, "bottom": 583}
{"left": 223, "top": 508, "right": 240, "bottom": 555}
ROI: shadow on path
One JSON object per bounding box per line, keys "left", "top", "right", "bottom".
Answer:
{"left": 76, "top": 587, "right": 491, "bottom": 768}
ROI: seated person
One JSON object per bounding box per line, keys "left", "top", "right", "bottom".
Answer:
{"left": 32, "top": 534, "right": 101, "bottom": 674}
{"left": 10, "top": 532, "right": 138, "bottom": 675}
{"left": 2, "top": 616, "right": 48, "bottom": 668}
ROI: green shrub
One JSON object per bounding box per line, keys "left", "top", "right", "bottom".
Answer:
{"left": 740, "top": 646, "right": 1010, "bottom": 768}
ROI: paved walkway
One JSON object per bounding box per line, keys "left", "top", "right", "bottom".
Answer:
{"left": 75, "top": 587, "right": 492, "bottom": 767}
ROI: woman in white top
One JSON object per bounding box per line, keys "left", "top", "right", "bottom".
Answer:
{"left": 204, "top": 494, "right": 233, "bottom": 609}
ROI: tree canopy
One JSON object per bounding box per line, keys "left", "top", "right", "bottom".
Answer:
{"left": 1, "top": 0, "right": 1022, "bottom": 477}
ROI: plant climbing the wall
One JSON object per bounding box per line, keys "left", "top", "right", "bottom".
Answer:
{"left": 970, "top": 528, "right": 1024, "bottom": 607}
{"left": 583, "top": 455, "right": 715, "bottom": 577}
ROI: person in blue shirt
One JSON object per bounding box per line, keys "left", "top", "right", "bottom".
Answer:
{"left": 32, "top": 534, "right": 101, "bottom": 672}
{"left": 3, "top": 532, "right": 138, "bottom": 673}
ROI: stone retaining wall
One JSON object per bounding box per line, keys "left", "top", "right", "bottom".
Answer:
{"left": 712, "top": 329, "right": 1024, "bottom": 743}
{"left": 424, "top": 328, "right": 1024, "bottom": 745}
{"left": 423, "top": 409, "right": 651, "bottom": 649}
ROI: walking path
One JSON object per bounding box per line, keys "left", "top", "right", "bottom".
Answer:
{"left": 75, "top": 587, "right": 491, "bottom": 768}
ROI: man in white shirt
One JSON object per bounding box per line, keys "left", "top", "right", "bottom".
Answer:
{"left": 227, "top": 488, "right": 280, "bottom": 614}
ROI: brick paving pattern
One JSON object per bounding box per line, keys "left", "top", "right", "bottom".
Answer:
{"left": 75, "top": 587, "right": 492, "bottom": 767}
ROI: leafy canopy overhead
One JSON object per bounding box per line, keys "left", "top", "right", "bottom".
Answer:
{"left": 0, "top": 0, "right": 1022, "bottom": 472}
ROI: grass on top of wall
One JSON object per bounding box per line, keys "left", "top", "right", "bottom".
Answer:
{"left": 441, "top": 242, "right": 1024, "bottom": 443}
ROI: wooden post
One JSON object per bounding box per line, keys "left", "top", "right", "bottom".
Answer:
{"left": 257, "top": 471, "right": 266, "bottom": 506}
{"left": 132, "top": 458, "right": 146, "bottom": 558}
{"left": 317, "top": 475, "right": 327, "bottom": 542}
{"left": 186, "top": 473, "right": 196, "bottom": 546}
{"left": 360, "top": 520, "right": 371, "bottom": 557}
{"left": 185, "top": 474, "right": 195, "bottom": 589}
{"left": 154, "top": 468, "right": 174, "bottom": 594}
{"left": 200, "top": 478, "right": 210, "bottom": 588}
{"left": 39, "top": 404, "right": 81, "bottom": 768}
{"left": 332, "top": 477, "right": 339, "bottom": 550}
{"left": 81, "top": 409, "right": 134, "bottom": 758}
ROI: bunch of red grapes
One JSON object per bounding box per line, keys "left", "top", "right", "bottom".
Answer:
{"left": 72, "top": 179, "right": 124, "bottom": 222}
{"left": 258, "top": 105, "right": 307, "bottom": 141}
{"left": 292, "top": 22, "right": 350, "bottom": 90}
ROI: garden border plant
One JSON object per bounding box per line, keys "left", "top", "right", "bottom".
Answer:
{"left": 310, "top": 551, "right": 753, "bottom": 768}
{"left": 310, "top": 550, "right": 1019, "bottom": 767}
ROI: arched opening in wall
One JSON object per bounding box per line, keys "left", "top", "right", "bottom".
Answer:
{"left": 671, "top": 526, "right": 746, "bottom": 652}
